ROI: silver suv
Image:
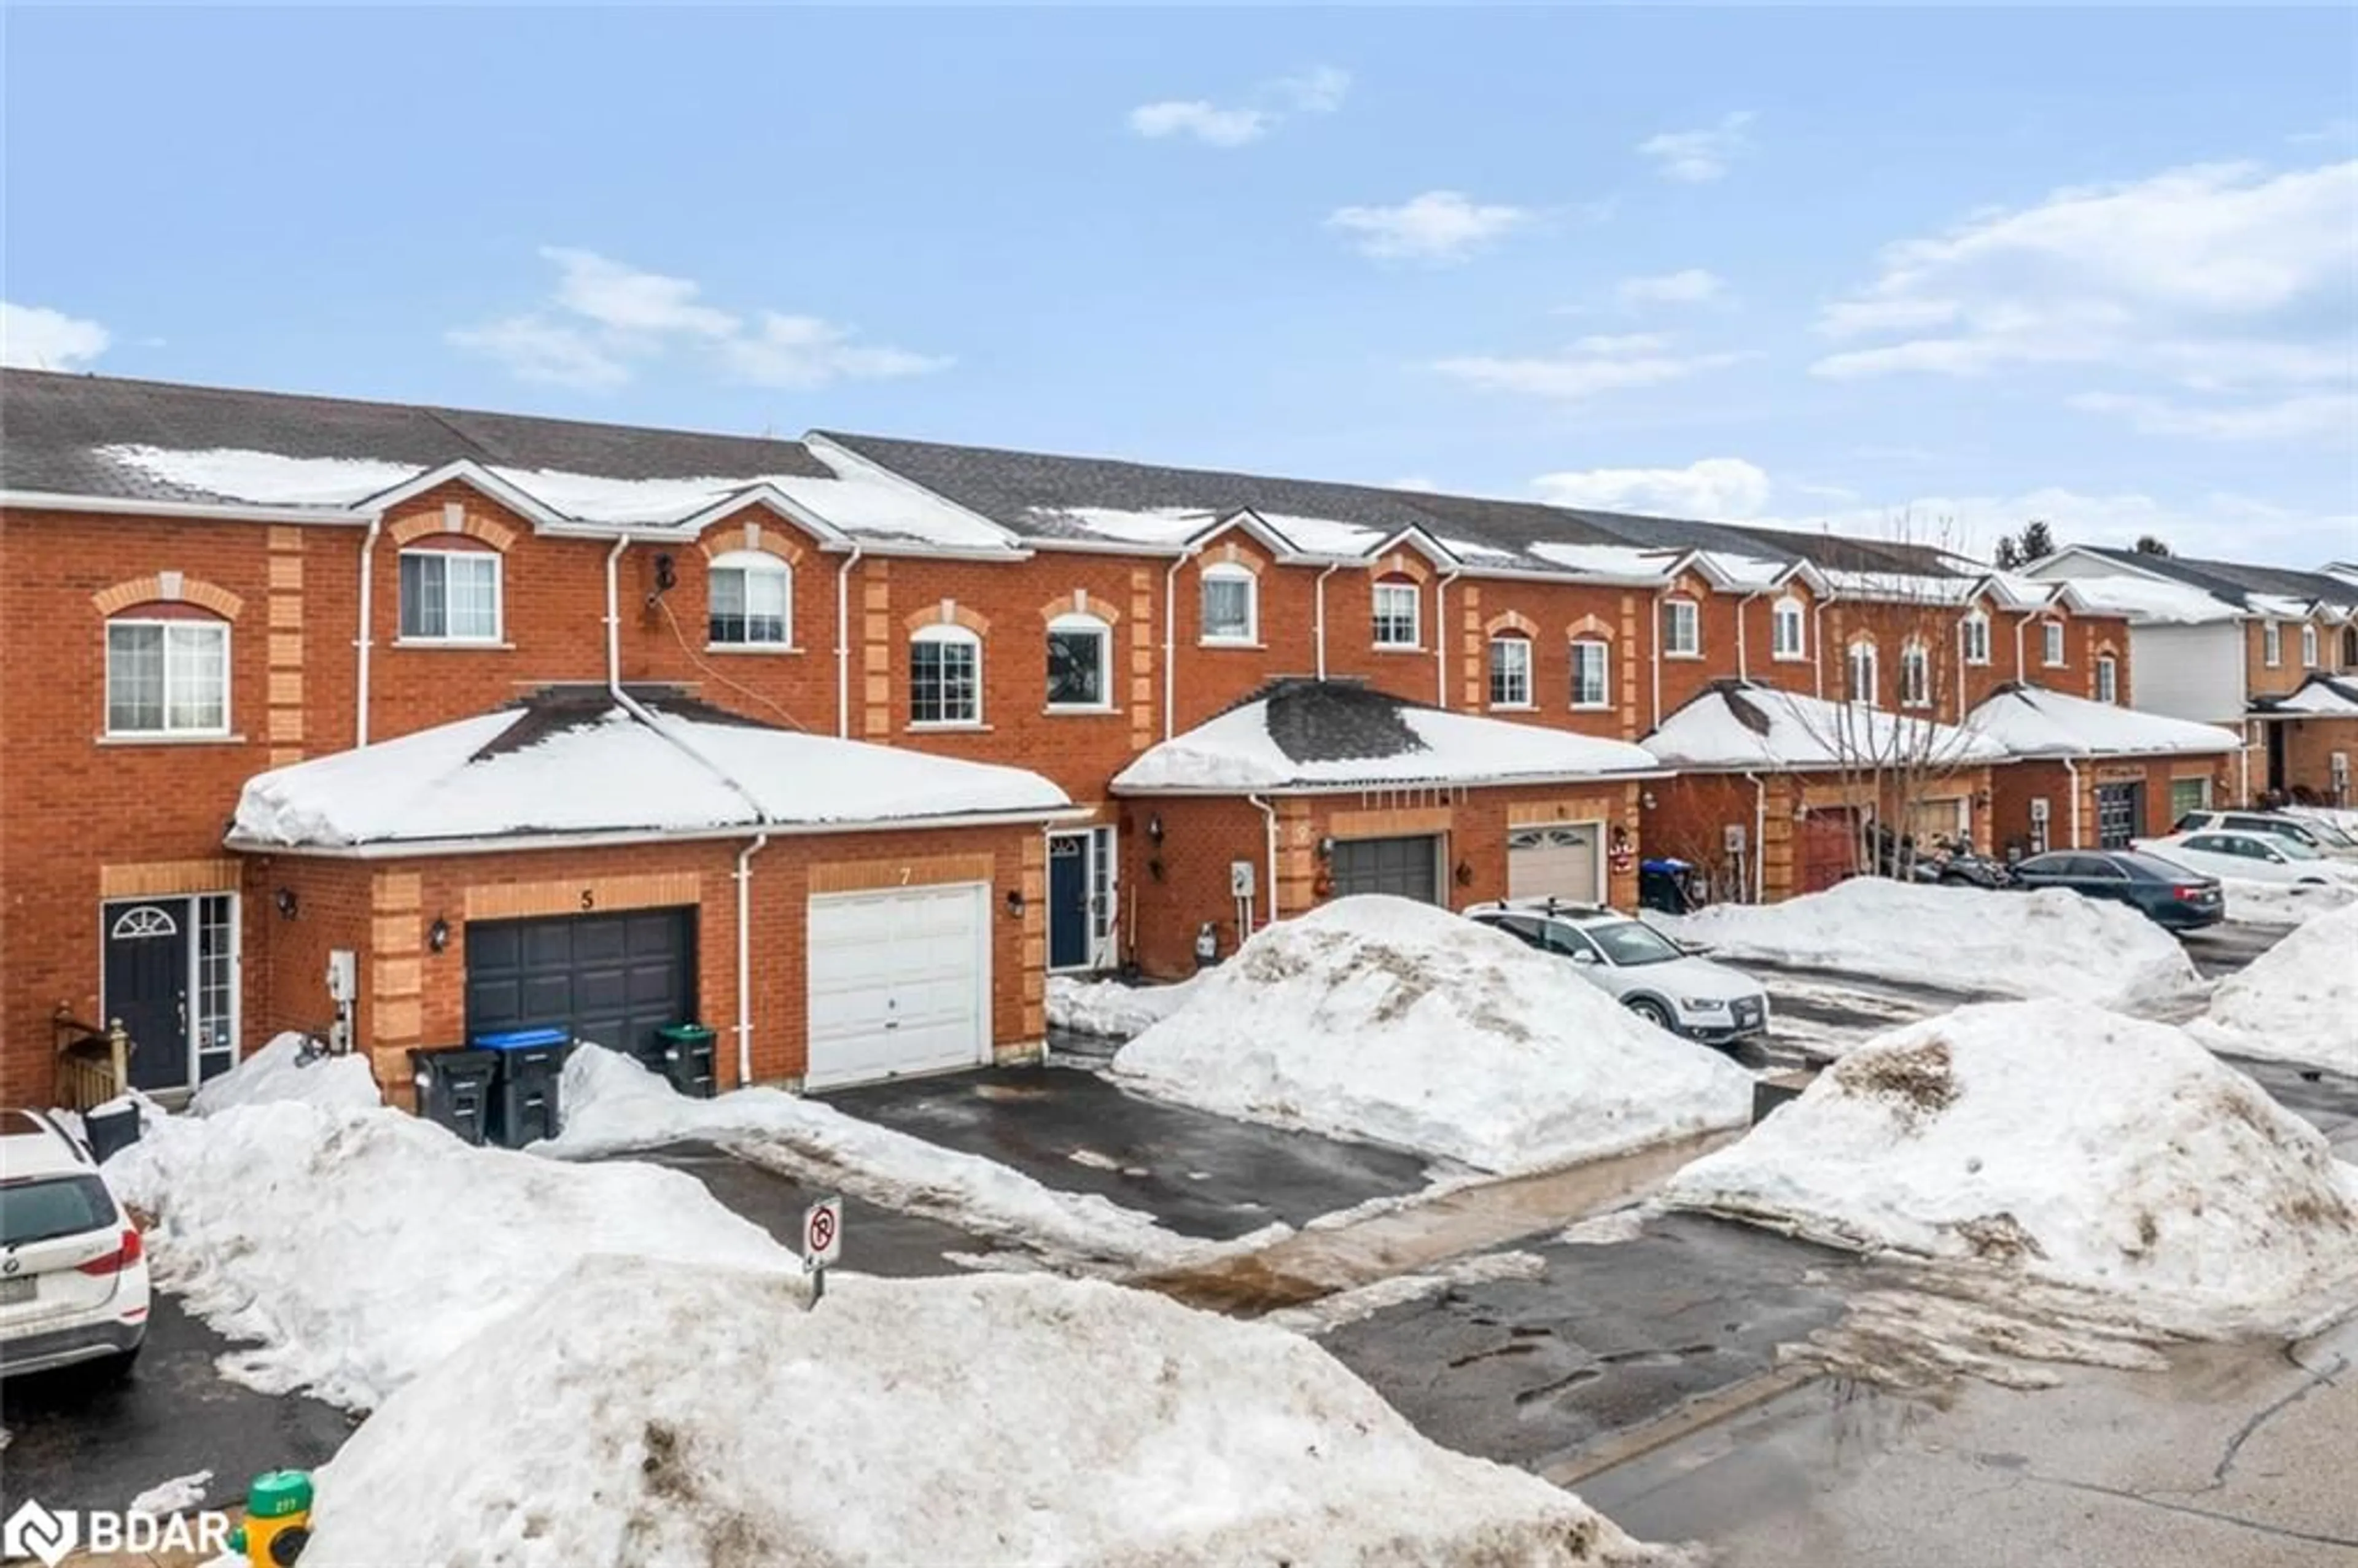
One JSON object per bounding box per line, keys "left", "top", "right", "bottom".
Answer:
{"left": 2170, "top": 810, "right": 2358, "bottom": 861}
{"left": 1466, "top": 899, "right": 1771, "bottom": 1044}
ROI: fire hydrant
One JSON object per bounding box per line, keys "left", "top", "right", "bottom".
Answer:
{"left": 227, "top": 1470, "right": 313, "bottom": 1565}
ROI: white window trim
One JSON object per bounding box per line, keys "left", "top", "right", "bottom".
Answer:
{"left": 1045, "top": 611, "right": 1115, "bottom": 713}
{"left": 2262, "top": 621, "right": 2281, "bottom": 667}
{"left": 2096, "top": 654, "right": 2120, "bottom": 704}
{"left": 104, "top": 617, "right": 232, "bottom": 739}
{"left": 1847, "top": 642, "right": 1880, "bottom": 705}
{"left": 1899, "top": 642, "right": 1932, "bottom": 709}
{"left": 2301, "top": 623, "right": 2319, "bottom": 668}
{"left": 706, "top": 549, "right": 795, "bottom": 650}
{"left": 1770, "top": 598, "right": 1807, "bottom": 661}
{"left": 1569, "top": 638, "right": 1613, "bottom": 710}
{"left": 1662, "top": 599, "right": 1702, "bottom": 659}
{"left": 1372, "top": 580, "right": 1423, "bottom": 650}
{"left": 1487, "top": 635, "right": 1533, "bottom": 710}
{"left": 1198, "top": 563, "right": 1259, "bottom": 646}
{"left": 909, "top": 622, "right": 984, "bottom": 729}
{"left": 1961, "top": 611, "right": 1991, "bottom": 667}
{"left": 397, "top": 546, "right": 505, "bottom": 645}
{"left": 2042, "top": 619, "right": 2066, "bottom": 667}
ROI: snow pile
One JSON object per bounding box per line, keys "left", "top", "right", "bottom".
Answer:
{"left": 1108, "top": 898, "right": 1754, "bottom": 1173}
{"left": 1665, "top": 1002, "right": 2358, "bottom": 1335}
{"left": 1663, "top": 879, "right": 2199, "bottom": 1007}
{"left": 540, "top": 1047, "right": 1220, "bottom": 1271}
{"left": 2222, "top": 876, "right": 2358, "bottom": 926}
{"left": 126, "top": 1471, "right": 211, "bottom": 1518}
{"left": 1046, "top": 974, "right": 1199, "bottom": 1039}
{"left": 189, "top": 1032, "right": 380, "bottom": 1116}
{"left": 2192, "top": 904, "right": 2358, "bottom": 1075}
{"left": 302, "top": 1256, "right": 1672, "bottom": 1568}
{"left": 106, "top": 1100, "right": 795, "bottom": 1410}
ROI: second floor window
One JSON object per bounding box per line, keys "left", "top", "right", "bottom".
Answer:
{"left": 107, "top": 619, "right": 228, "bottom": 736}
{"left": 1488, "top": 637, "right": 1532, "bottom": 708}
{"left": 399, "top": 549, "right": 500, "bottom": 642}
{"left": 1961, "top": 612, "right": 1991, "bottom": 666}
{"left": 1662, "top": 598, "right": 1700, "bottom": 656}
{"left": 1570, "top": 639, "right": 1611, "bottom": 708}
{"left": 2043, "top": 620, "right": 2066, "bottom": 667}
{"left": 2263, "top": 621, "right": 2281, "bottom": 667}
{"left": 2302, "top": 624, "right": 2319, "bottom": 667}
{"left": 2096, "top": 653, "right": 2119, "bottom": 704}
{"left": 910, "top": 625, "right": 981, "bottom": 726}
{"left": 1373, "top": 581, "right": 1421, "bottom": 648}
{"left": 1772, "top": 598, "right": 1805, "bottom": 659}
{"left": 1200, "top": 565, "right": 1257, "bottom": 644}
{"left": 1846, "top": 642, "right": 1879, "bottom": 705}
{"left": 707, "top": 553, "right": 790, "bottom": 646}
{"left": 1045, "top": 614, "right": 1111, "bottom": 710}
{"left": 1899, "top": 642, "right": 1931, "bottom": 708}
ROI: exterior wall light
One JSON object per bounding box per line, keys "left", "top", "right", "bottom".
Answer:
{"left": 427, "top": 915, "right": 451, "bottom": 953}
{"left": 274, "top": 888, "right": 299, "bottom": 920}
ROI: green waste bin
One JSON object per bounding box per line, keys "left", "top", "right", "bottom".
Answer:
{"left": 653, "top": 1023, "right": 718, "bottom": 1098}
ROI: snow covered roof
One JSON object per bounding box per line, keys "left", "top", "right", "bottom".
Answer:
{"left": 2046, "top": 573, "right": 2244, "bottom": 626}
{"left": 229, "top": 689, "right": 1075, "bottom": 853}
{"left": 2257, "top": 675, "right": 2358, "bottom": 718}
{"left": 2054, "top": 546, "right": 2358, "bottom": 620}
{"left": 1966, "top": 683, "right": 2239, "bottom": 759}
{"left": 1110, "top": 680, "right": 1662, "bottom": 794}
{"left": 1643, "top": 682, "right": 2008, "bottom": 772}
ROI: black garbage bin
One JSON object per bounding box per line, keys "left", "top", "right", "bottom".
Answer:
{"left": 472, "top": 1028, "right": 571, "bottom": 1148}
{"left": 650, "top": 1023, "right": 718, "bottom": 1098}
{"left": 410, "top": 1047, "right": 499, "bottom": 1145}
{"left": 82, "top": 1100, "right": 144, "bottom": 1163}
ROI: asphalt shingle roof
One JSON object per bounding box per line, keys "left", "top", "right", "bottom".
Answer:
{"left": 2077, "top": 545, "right": 2356, "bottom": 610}
{"left": 1247, "top": 678, "right": 1433, "bottom": 764}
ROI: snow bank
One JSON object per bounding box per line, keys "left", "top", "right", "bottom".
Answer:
{"left": 303, "top": 1256, "right": 1671, "bottom": 1568}
{"left": 2192, "top": 904, "right": 2358, "bottom": 1075}
{"left": 188, "top": 1032, "right": 381, "bottom": 1116}
{"left": 539, "top": 1047, "right": 1222, "bottom": 1271}
{"left": 1045, "top": 974, "right": 1199, "bottom": 1039}
{"left": 106, "top": 1100, "right": 795, "bottom": 1410}
{"left": 1108, "top": 898, "right": 1754, "bottom": 1174}
{"left": 2223, "top": 875, "right": 2358, "bottom": 926}
{"left": 1663, "top": 879, "right": 2199, "bottom": 1006}
{"left": 1664, "top": 1001, "right": 2358, "bottom": 1335}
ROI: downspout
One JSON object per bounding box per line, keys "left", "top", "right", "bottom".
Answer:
{"left": 1812, "top": 600, "right": 1829, "bottom": 699}
{"left": 733, "top": 833, "right": 767, "bottom": 1088}
{"left": 2062, "top": 755, "right": 2083, "bottom": 848}
{"left": 2014, "top": 616, "right": 2027, "bottom": 681}
{"left": 1247, "top": 794, "right": 1280, "bottom": 931}
{"left": 833, "top": 544, "right": 864, "bottom": 739}
{"left": 1162, "top": 545, "right": 1202, "bottom": 742}
{"left": 1735, "top": 589, "right": 1765, "bottom": 681}
{"left": 1433, "top": 568, "right": 1463, "bottom": 708}
{"left": 1312, "top": 562, "right": 1341, "bottom": 679}
{"left": 1743, "top": 771, "right": 1768, "bottom": 902}
{"left": 354, "top": 516, "right": 383, "bottom": 746}
{"left": 1650, "top": 587, "right": 1666, "bottom": 726}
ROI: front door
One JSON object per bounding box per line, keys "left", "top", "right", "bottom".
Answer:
{"left": 104, "top": 899, "right": 190, "bottom": 1092}
{"left": 1047, "top": 834, "right": 1092, "bottom": 971}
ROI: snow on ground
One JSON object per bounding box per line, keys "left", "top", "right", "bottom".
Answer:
{"left": 1045, "top": 973, "right": 1199, "bottom": 1039}
{"left": 2191, "top": 904, "right": 2358, "bottom": 1076}
{"left": 1664, "top": 1001, "right": 2358, "bottom": 1336}
{"left": 126, "top": 1470, "right": 211, "bottom": 1518}
{"left": 189, "top": 1031, "right": 381, "bottom": 1116}
{"left": 1108, "top": 898, "right": 1754, "bottom": 1174}
{"left": 2222, "top": 875, "right": 2358, "bottom": 926}
{"left": 1657, "top": 879, "right": 2199, "bottom": 1007}
{"left": 302, "top": 1256, "right": 1673, "bottom": 1568}
{"left": 539, "top": 1047, "right": 1235, "bottom": 1272}
{"left": 105, "top": 1098, "right": 796, "bottom": 1410}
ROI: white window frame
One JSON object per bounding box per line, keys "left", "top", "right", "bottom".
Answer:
{"left": 1771, "top": 597, "right": 1807, "bottom": 661}
{"left": 2262, "top": 620, "right": 2281, "bottom": 667}
{"left": 1569, "top": 638, "right": 1612, "bottom": 710}
{"left": 1662, "top": 598, "right": 1702, "bottom": 658}
{"left": 2301, "top": 623, "right": 2319, "bottom": 668}
{"left": 1372, "top": 580, "right": 1422, "bottom": 649}
{"left": 397, "top": 546, "right": 504, "bottom": 644}
{"left": 105, "top": 618, "right": 231, "bottom": 738}
{"left": 909, "top": 623, "right": 983, "bottom": 728}
{"left": 1961, "top": 610, "right": 1991, "bottom": 666}
{"left": 2042, "top": 619, "right": 2066, "bottom": 667}
{"left": 1846, "top": 640, "right": 1880, "bottom": 705}
{"left": 706, "top": 550, "right": 792, "bottom": 649}
{"left": 1198, "top": 564, "right": 1259, "bottom": 646}
{"left": 1488, "top": 636, "right": 1533, "bottom": 709}
{"left": 2096, "top": 653, "right": 2119, "bottom": 705}
{"left": 1899, "top": 641, "right": 1931, "bottom": 708}
{"left": 1045, "top": 611, "right": 1114, "bottom": 712}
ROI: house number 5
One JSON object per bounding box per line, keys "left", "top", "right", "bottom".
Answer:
{"left": 580, "top": 890, "right": 596, "bottom": 910}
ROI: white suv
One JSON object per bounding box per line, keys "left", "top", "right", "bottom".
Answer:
{"left": 1, "top": 1108, "right": 149, "bottom": 1378}
{"left": 2170, "top": 810, "right": 2358, "bottom": 862}
{"left": 1466, "top": 899, "right": 1772, "bottom": 1044}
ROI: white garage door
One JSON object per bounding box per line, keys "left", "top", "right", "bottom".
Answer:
{"left": 806, "top": 883, "right": 990, "bottom": 1090}
{"left": 1508, "top": 825, "right": 1602, "bottom": 902}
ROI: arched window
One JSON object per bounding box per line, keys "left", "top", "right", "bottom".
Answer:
{"left": 1846, "top": 640, "right": 1880, "bottom": 705}
{"left": 1771, "top": 597, "right": 1807, "bottom": 660}
{"left": 398, "top": 544, "right": 502, "bottom": 643}
{"left": 910, "top": 624, "right": 982, "bottom": 726}
{"left": 2096, "top": 653, "right": 2120, "bottom": 704}
{"left": 1372, "top": 578, "right": 1422, "bottom": 648}
{"left": 1569, "top": 638, "right": 1611, "bottom": 709}
{"left": 1661, "top": 597, "right": 1701, "bottom": 657}
{"left": 2342, "top": 626, "right": 2357, "bottom": 669}
{"left": 2301, "top": 623, "right": 2320, "bottom": 668}
{"left": 1488, "top": 635, "right": 1533, "bottom": 708}
{"left": 2262, "top": 621, "right": 2282, "bottom": 667}
{"left": 1045, "top": 612, "right": 1112, "bottom": 710}
{"left": 2043, "top": 619, "right": 2067, "bottom": 667}
{"left": 1199, "top": 562, "right": 1258, "bottom": 645}
{"left": 1899, "top": 640, "right": 1931, "bottom": 708}
{"left": 707, "top": 551, "right": 792, "bottom": 646}
{"left": 106, "top": 616, "right": 229, "bottom": 737}
{"left": 1960, "top": 610, "right": 1991, "bottom": 666}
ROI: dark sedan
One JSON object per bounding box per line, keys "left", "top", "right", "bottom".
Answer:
{"left": 2010, "top": 849, "right": 2224, "bottom": 930}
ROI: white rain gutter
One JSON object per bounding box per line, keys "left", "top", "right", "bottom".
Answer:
{"left": 1812, "top": 600, "right": 1830, "bottom": 699}
{"left": 833, "top": 543, "right": 864, "bottom": 738}
{"left": 1742, "top": 771, "right": 1768, "bottom": 902}
{"left": 1312, "top": 562, "right": 1341, "bottom": 679}
{"left": 223, "top": 806, "right": 1097, "bottom": 861}
{"left": 1247, "top": 794, "right": 1281, "bottom": 931}
{"left": 2063, "top": 755, "right": 2084, "bottom": 848}
{"left": 354, "top": 515, "right": 383, "bottom": 747}
{"left": 0, "top": 490, "right": 375, "bottom": 526}
{"left": 1433, "top": 568, "right": 1463, "bottom": 708}
{"left": 1163, "top": 543, "right": 1205, "bottom": 740}
{"left": 733, "top": 833, "right": 768, "bottom": 1087}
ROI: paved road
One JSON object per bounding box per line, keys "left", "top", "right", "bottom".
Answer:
{"left": 626, "top": 1140, "right": 990, "bottom": 1275}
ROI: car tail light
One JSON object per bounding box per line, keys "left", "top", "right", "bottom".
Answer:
{"left": 2173, "top": 886, "right": 2204, "bottom": 901}
{"left": 76, "top": 1225, "right": 143, "bottom": 1276}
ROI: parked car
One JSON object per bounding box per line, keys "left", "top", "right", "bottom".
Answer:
{"left": 2009, "top": 849, "right": 2224, "bottom": 930}
{"left": 2131, "top": 830, "right": 2357, "bottom": 887}
{"left": 1466, "top": 899, "right": 1770, "bottom": 1044}
{"left": 0, "top": 1108, "right": 149, "bottom": 1378}
{"left": 2169, "top": 810, "right": 2358, "bottom": 861}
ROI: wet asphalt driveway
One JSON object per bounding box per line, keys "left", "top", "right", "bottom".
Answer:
{"left": 628, "top": 1139, "right": 991, "bottom": 1275}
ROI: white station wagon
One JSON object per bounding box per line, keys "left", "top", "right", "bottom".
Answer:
{"left": 0, "top": 1108, "right": 149, "bottom": 1378}
{"left": 1466, "top": 899, "right": 1771, "bottom": 1044}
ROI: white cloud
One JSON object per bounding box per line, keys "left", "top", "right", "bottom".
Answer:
{"left": 1636, "top": 112, "right": 1754, "bottom": 183}
{"left": 1274, "top": 65, "right": 1351, "bottom": 115}
{"left": 1127, "top": 101, "right": 1270, "bottom": 148}
{"left": 1531, "top": 458, "right": 1773, "bottom": 518}
{"left": 1618, "top": 268, "right": 1726, "bottom": 308}
{"left": 1, "top": 301, "right": 110, "bottom": 369}
{"left": 1434, "top": 330, "right": 1748, "bottom": 400}
{"left": 1763, "top": 486, "right": 2355, "bottom": 567}
{"left": 2069, "top": 389, "right": 2358, "bottom": 443}
{"left": 1328, "top": 190, "right": 1529, "bottom": 263}
{"left": 451, "top": 250, "right": 949, "bottom": 393}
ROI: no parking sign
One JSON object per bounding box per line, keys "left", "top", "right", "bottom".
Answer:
{"left": 802, "top": 1195, "right": 843, "bottom": 1304}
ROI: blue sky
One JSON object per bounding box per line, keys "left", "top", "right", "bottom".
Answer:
{"left": 5, "top": 6, "right": 2353, "bottom": 564}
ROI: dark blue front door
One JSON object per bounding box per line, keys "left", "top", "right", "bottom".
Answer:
{"left": 104, "top": 899, "right": 190, "bottom": 1091}
{"left": 1048, "top": 835, "right": 1091, "bottom": 970}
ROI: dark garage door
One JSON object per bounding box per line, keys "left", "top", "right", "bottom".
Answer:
{"left": 465, "top": 908, "right": 696, "bottom": 1057}
{"left": 1331, "top": 835, "right": 1441, "bottom": 903}
{"left": 2096, "top": 782, "right": 2144, "bottom": 850}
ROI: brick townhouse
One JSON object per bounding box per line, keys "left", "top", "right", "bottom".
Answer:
{"left": 0, "top": 369, "right": 2233, "bottom": 1108}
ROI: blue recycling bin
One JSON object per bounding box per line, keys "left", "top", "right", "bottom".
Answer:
{"left": 472, "top": 1027, "right": 570, "bottom": 1147}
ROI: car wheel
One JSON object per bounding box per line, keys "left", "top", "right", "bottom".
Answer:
{"left": 1624, "top": 996, "right": 1675, "bottom": 1030}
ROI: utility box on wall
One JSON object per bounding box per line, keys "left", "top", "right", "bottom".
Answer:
{"left": 1229, "top": 860, "right": 1256, "bottom": 899}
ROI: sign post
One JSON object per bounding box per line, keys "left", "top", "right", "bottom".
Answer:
{"left": 801, "top": 1195, "right": 843, "bottom": 1304}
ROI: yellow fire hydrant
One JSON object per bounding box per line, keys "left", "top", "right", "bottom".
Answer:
{"left": 226, "top": 1470, "right": 313, "bottom": 1565}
